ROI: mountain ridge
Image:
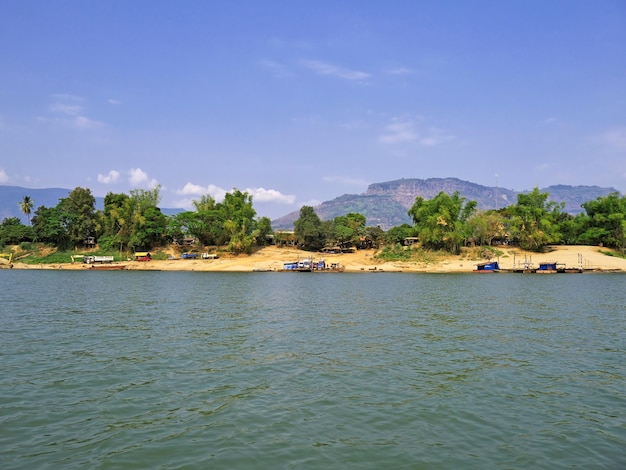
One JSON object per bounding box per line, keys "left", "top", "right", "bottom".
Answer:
{"left": 271, "top": 178, "right": 619, "bottom": 230}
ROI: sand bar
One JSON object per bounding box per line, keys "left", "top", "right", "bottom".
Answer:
{"left": 3, "top": 245, "right": 625, "bottom": 273}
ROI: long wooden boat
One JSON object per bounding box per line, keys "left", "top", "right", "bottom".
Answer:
{"left": 90, "top": 264, "right": 127, "bottom": 270}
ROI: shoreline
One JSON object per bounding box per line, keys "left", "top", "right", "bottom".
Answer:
{"left": 3, "top": 245, "right": 625, "bottom": 273}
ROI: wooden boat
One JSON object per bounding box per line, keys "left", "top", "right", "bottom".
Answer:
{"left": 90, "top": 264, "right": 127, "bottom": 270}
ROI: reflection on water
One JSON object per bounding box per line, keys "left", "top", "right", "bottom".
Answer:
{"left": 1, "top": 271, "right": 625, "bottom": 469}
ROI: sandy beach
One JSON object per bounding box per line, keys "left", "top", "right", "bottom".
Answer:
{"left": 5, "top": 245, "right": 625, "bottom": 273}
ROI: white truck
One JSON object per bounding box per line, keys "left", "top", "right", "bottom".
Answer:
{"left": 83, "top": 255, "right": 114, "bottom": 264}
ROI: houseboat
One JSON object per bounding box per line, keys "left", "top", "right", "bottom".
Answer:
{"left": 536, "top": 262, "right": 566, "bottom": 273}
{"left": 281, "top": 259, "right": 344, "bottom": 272}
{"left": 473, "top": 261, "right": 500, "bottom": 273}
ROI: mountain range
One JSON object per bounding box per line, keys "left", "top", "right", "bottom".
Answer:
{"left": 1, "top": 178, "right": 620, "bottom": 230}
{"left": 0, "top": 186, "right": 180, "bottom": 224}
{"left": 271, "top": 178, "right": 620, "bottom": 230}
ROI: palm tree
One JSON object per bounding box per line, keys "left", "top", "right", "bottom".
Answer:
{"left": 19, "top": 195, "right": 34, "bottom": 225}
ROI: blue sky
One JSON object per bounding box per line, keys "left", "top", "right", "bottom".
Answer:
{"left": 1, "top": 1, "right": 625, "bottom": 219}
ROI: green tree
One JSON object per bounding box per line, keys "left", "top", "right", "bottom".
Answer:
{"left": 0, "top": 217, "right": 35, "bottom": 245}
{"left": 32, "top": 206, "right": 70, "bottom": 248}
{"left": 19, "top": 196, "right": 34, "bottom": 225}
{"left": 294, "top": 206, "right": 325, "bottom": 251}
{"left": 255, "top": 216, "right": 273, "bottom": 246}
{"left": 191, "top": 193, "right": 227, "bottom": 246}
{"left": 218, "top": 189, "right": 257, "bottom": 253}
{"left": 166, "top": 211, "right": 205, "bottom": 244}
{"left": 125, "top": 186, "right": 166, "bottom": 250}
{"left": 333, "top": 213, "right": 367, "bottom": 248}
{"left": 384, "top": 224, "right": 415, "bottom": 245}
{"left": 579, "top": 192, "right": 626, "bottom": 251}
{"left": 98, "top": 187, "right": 166, "bottom": 251}
{"left": 99, "top": 192, "right": 131, "bottom": 250}
{"left": 507, "top": 187, "right": 563, "bottom": 250}
{"left": 466, "top": 211, "right": 506, "bottom": 246}
{"left": 408, "top": 191, "right": 477, "bottom": 253}
{"left": 58, "top": 187, "right": 98, "bottom": 247}
{"left": 363, "top": 225, "right": 385, "bottom": 249}
{"left": 193, "top": 194, "right": 216, "bottom": 212}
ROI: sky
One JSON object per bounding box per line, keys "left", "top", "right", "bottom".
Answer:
{"left": 1, "top": 1, "right": 625, "bottom": 219}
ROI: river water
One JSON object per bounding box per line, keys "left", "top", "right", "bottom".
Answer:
{"left": 1, "top": 270, "right": 624, "bottom": 469}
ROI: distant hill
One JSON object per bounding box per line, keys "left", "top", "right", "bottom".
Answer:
{"left": 0, "top": 185, "right": 182, "bottom": 224}
{"left": 271, "top": 178, "right": 620, "bottom": 230}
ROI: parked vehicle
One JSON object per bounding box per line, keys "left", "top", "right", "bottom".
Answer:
{"left": 134, "top": 252, "right": 152, "bottom": 261}
{"left": 83, "top": 255, "right": 114, "bottom": 264}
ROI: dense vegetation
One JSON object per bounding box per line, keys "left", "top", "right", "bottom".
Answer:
{"left": 292, "top": 188, "right": 625, "bottom": 254}
{"left": 1, "top": 186, "right": 625, "bottom": 258}
{"left": 1, "top": 186, "right": 269, "bottom": 256}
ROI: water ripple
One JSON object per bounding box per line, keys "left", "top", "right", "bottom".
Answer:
{"left": 0, "top": 271, "right": 624, "bottom": 469}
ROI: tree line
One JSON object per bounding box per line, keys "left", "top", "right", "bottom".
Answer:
{"left": 0, "top": 186, "right": 270, "bottom": 254}
{"left": 1, "top": 186, "right": 625, "bottom": 255}
{"left": 292, "top": 188, "right": 626, "bottom": 254}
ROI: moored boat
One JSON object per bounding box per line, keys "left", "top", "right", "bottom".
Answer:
{"left": 90, "top": 264, "right": 127, "bottom": 270}
{"left": 473, "top": 261, "right": 500, "bottom": 273}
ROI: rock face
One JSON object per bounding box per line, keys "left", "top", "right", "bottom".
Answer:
{"left": 272, "top": 178, "right": 619, "bottom": 230}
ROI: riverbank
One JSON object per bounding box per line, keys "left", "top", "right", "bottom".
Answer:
{"left": 3, "top": 245, "right": 625, "bottom": 273}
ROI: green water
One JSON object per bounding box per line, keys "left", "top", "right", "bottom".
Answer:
{"left": 1, "top": 271, "right": 624, "bottom": 469}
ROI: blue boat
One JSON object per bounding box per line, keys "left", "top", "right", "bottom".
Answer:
{"left": 473, "top": 261, "right": 500, "bottom": 273}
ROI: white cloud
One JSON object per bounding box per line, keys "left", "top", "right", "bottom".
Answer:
{"left": 172, "top": 183, "right": 227, "bottom": 210}
{"left": 300, "top": 60, "right": 370, "bottom": 81}
{"left": 97, "top": 170, "right": 120, "bottom": 184}
{"left": 176, "top": 182, "right": 227, "bottom": 200}
{"left": 379, "top": 117, "right": 454, "bottom": 146}
{"left": 175, "top": 182, "right": 295, "bottom": 205}
{"left": 108, "top": 99, "right": 121, "bottom": 105}
{"left": 45, "top": 94, "right": 103, "bottom": 130}
{"left": 49, "top": 103, "right": 83, "bottom": 115}
{"left": 419, "top": 128, "right": 455, "bottom": 146}
{"left": 379, "top": 120, "right": 418, "bottom": 144}
{"left": 171, "top": 198, "right": 197, "bottom": 210}
{"left": 128, "top": 168, "right": 159, "bottom": 188}
{"left": 0, "top": 168, "right": 9, "bottom": 183}
{"left": 176, "top": 183, "right": 207, "bottom": 195}
{"left": 244, "top": 187, "right": 295, "bottom": 204}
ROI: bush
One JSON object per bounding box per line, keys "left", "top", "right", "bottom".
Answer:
{"left": 96, "top": 235, "right": 118, "bottom": 252}
{"left": 376, "top": 244, "right": 415, "bottom": 261}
